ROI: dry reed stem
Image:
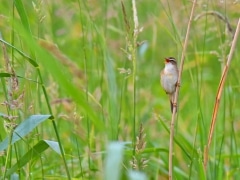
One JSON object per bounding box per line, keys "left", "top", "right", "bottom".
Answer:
{"left": 204, "top": 18, "right": 240, "bottom": 170}
{"left": 168, "top": 1, "right": 197, "bottom": 179}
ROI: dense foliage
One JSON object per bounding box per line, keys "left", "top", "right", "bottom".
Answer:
{"left": 0, "top": 0, "right": 239, "bottom": 179}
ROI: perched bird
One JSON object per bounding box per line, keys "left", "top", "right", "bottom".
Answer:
{"left": 160, "top": 57, "right": 179, "bottom": 113}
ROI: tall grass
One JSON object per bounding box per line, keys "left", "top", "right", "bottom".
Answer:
{"left": 0, "top": 0, "right": 239, "bottom": 179}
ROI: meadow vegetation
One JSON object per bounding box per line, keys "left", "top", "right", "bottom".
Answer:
{"left": 0, "top": 0, "right": 240, "bottom": 179}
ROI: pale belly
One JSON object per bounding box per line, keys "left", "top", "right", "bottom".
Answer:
{"left": 161, "top": 73, "right": 177, "bottom": 94}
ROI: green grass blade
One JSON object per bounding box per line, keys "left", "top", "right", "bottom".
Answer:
{"left": 0, "top": 115, "right": 51, "bottom": 151}
{"left": 128, "top": 170, "right": 147, "bottom": 180}
{"left": 0, "top": 72, "right": 39, "bottom": 83}
{"left": 105, "top": 54, "right": 118, "bottom": 139}
{"left": 0, "top": 38, "right": 38, "bottom": 67}
{"left": 104, "top": 142, "right": 125, "bottom": 180}
{"left": 14, "top": 0, "right": 31, "bottom": 33}
{"left": 5, "top": 140, "right": 60, "bottom": 177}
{"left": 44, "top": 140, "right": 61, "bottom": 154}
{"left": 0, "top": 72, "right": 13, "bottom": 78}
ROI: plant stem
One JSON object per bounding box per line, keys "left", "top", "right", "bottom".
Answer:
{"left": 204, "top": 18, "right": 240, "bottom": 170}
{"left": 37, "top": 69, "right": 71, "bottom": 179}
{"left": 131, "top": 0, "right": 138, "bottom": 155}
{"left": 168, "top": 1, "right": 197, "bottom": 179}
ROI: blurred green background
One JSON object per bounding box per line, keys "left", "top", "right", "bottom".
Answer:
{"left": 0, "top": 0, "right": 240, "bottom": 179}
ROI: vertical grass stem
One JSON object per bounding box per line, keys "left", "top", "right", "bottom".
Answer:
{"left": 169, "top": 1, "right": 197, "bottom": 179}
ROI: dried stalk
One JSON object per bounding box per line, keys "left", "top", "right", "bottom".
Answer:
{"left": 204, "top": 18, "right": 240, "bottom": 170}
{"left": 168, "top": 1, "right": 197, "bottom": 179}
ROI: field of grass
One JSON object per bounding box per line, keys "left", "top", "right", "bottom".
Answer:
{"left": 0, "top": 0, "right": 240, "bottom": 179}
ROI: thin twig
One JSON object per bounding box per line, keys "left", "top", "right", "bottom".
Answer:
{"left": 204, "top": 18, "right": 240, "bottom": 170}
{"left": 168, "top": 1, "right": 197, "bottom": 179}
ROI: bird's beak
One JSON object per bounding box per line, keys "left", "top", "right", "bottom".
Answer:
{"left": 164, "top": 58, "right": 168, "bottom": 64}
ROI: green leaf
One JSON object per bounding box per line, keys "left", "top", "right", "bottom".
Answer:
{"left": 14, "top": 0, "right": 31, "bottom": 33}
{"left": 44, "top": 140, "right": 61, "bottom": 154}
{"left": 128, "top": 170, "right": 147, "bottom": 180}
{"left": 0, "top": 73, "right": 39, "bottom": 84}
{"left": 0, "top": 38, "right": 38, "bottom": 67}
{"left": 6, "top": 140, "right": 60, "bottom": 176}
{"left": 0, "top": 73, "right": 11, "bottom": 78}
{"left": 0, "top": 115, "right": 51, "bottom": 151}
{"left": 104, "top": 142, "right": 126, "bottom": 180}
{"left": 105, "top": 54, "right": 118, "bottom": 139}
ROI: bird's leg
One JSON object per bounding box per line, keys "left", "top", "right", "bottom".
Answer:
{"left": 175, "top": 82, "right": 181, "bottom": 87}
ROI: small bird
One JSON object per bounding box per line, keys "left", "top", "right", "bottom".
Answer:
{"left": 160, "top": 57, "right": 179, "bottom": 113}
